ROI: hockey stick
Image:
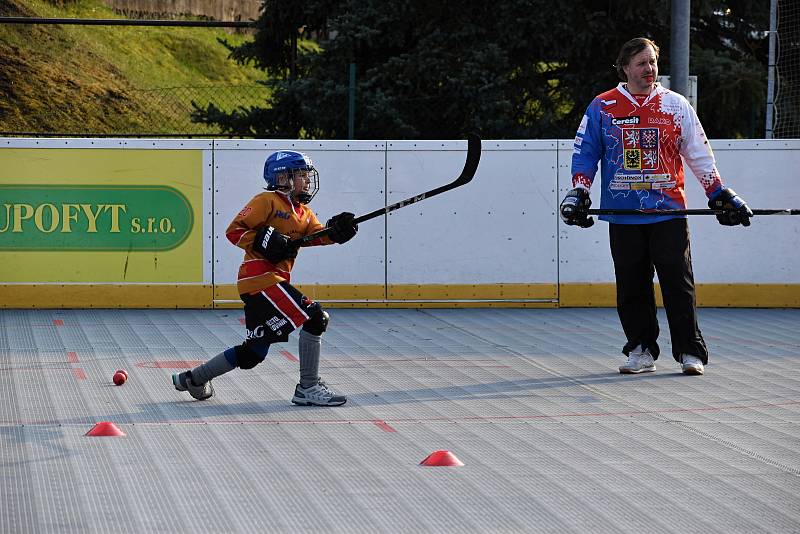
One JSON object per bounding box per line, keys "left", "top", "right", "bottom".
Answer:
{"left": 587, "top": 209, "right": 800, "bottom": 216}
{"left": 291, "top": 134, "right": 481, "bottom": 246}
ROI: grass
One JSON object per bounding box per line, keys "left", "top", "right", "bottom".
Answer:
{"left": 0, "top": 0, "right": 269, "bottom": 135}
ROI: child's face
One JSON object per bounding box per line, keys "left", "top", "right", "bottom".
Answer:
{"left": 291, "top": 170, "right": 312, "bottom": 196}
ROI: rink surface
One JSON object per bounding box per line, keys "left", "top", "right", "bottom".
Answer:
{"left": 1, "top": 307, "right": 798, "bottom": 534}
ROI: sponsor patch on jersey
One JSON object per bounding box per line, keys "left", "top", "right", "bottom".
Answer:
{"left": 630, "top": 182, "right": 652, "bottom": 190}
{"left": 613, "top": 173, "right": 643, "bottom": 182}
{"left": 612, "top": 116, "right": 640, "bottom": 126}
{"left": 652, "top": 181, "right": 676, "bottom": 190}
{"left": 577, "top": 115, "right": 588, "bottom": 134}
{"left": 574, "top": 136, "right": 583, "bottom": 146}
{"left": 648, "top": 117, "right": 672, "bottom": 126}
{"left": 643, "top": 173, "right": 672, "bottom": 183}
{"left": 610, "top": 182, "right": 631, "bottom": 190}
{"left": 275, "top": 210, "right": 292, "bottom": 220}
{"left": 238, "top": 206, "right": 252, "bottom": 217}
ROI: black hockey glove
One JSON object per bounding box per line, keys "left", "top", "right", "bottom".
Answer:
{"left": 326, "top": 212, "right": 358, "bottom": 244}
{"left": 708, "top": 187, "right": 753, "bottom": 227}
{"left": 560, "top": 188, "right": 594, "bottom": 228}
{"left": 252, "top": 226, "right": 298, "bottom": 263}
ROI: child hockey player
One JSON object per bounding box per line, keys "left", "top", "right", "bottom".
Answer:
{"left": 173, "top": 150, "right": 358, "bottom": 405}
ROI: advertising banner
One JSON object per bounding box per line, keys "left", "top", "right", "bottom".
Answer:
{"left": 0, "top": 148, "right": 203, "bottom": 283}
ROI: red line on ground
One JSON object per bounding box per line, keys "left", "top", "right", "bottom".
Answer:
{"left": 327, "top": 363, "right": 510, "bottom": 369}
{"left": 53, "top": 319, "right": 64, "bottom": 326}
{"left": 280, "top": 350, "right": 299, "bottom": 362}
{"left": 373, "top": 420, "right": 397, "bottom": 432}
{"left": 72, "top": 368, "right": 86, "bottom": 380}
{"left": 2, "top": 399, "right": 797, "bottom": 428}
{"left": 67, "top": 352, "right": 78, "bottom": 363}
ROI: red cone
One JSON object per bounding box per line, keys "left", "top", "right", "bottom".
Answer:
{"left": 85, "top": 422, "right": 126, "bottom": 437}
{"left": 419, "top": 450, "right": 464, "bottom": 467}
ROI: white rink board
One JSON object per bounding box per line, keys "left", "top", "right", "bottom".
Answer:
{"left": 688, "top": 141, "right": 800, "bottom": 283}
{"left": 557, "top": 139, "right": 800, "bottom": 284}
{"left": 385, "top": 140, "right": 558, "bottom": 284}
{"left": 212, "top": 140, "right": 387, "bottom": 286}
{"left": 2, "top": 137, "right": 798, "bottom": 296}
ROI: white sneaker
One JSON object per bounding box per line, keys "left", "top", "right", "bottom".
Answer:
{"left": 291, "top": 378, "right": 347, "bottom": 406}
{"left": 619, "top": 347, "right": 656, "bottom": 374}
{"left": 681, "top": 354, "right": 705, "bottom": 375}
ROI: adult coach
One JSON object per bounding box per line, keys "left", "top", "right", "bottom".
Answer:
{"left": 560, "top": 37, "right": 752, "bottom": 376}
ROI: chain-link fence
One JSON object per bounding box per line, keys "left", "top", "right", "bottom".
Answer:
{"left": 773, "top": 0, "right": 800, "bottom": 138}
{"left": 0, "top": 84, "right": 269, "bottom": 137}
{"left": 129, "top": 85, "right": 268, "bottom": 136}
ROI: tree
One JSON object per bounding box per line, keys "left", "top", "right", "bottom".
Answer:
{"left": 193, "top": 0, "right": 769, "bottom": 139}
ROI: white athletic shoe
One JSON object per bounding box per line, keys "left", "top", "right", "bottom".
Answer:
{"left": 292, "top": 378, "right": 347, "bottom": 406}
{"left": 619, "top": 347, "right": 656, "bottom": 374}
{"left": 173, "top": 371, "right": 214, "bottom": 400}
{"left": 681, "top": 354, "right": 705, "bottom": 375}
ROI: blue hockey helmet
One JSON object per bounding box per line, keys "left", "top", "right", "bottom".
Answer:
{"left": 263, "top": 150, "right": 319, "bottom": 204}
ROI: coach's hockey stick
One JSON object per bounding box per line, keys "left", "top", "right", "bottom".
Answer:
{"left": 587, "top": 209, "right": 800, "bottom": 216}
{"left": 291, "top": 133, "right": 481, "bottom": 246}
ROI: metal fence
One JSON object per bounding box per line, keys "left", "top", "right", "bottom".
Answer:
{"left": 1, "top": 84, "right": 268, "bottom": 137}
{"left": 773, "top": 0, "right": 800, "bottom": 138}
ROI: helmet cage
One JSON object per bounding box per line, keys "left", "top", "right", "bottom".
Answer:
{"left": 264, "top": 151, "right": 319, "bottom": 204}
{"left": 278, "top": 167, "right": 319, "bottom": 204}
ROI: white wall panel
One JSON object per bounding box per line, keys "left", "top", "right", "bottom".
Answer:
{"left": 557, "top": 140, "right": 617, "bottom": 283}
{"left": 386, "top": 140, "right": 558, "bottom": 285}
{"left": 688, "top": 140, "right": 800, "bottom": 283}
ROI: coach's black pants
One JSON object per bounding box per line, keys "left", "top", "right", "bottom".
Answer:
{"left": 609, "top": 218, "right": 708, "bottom": 364}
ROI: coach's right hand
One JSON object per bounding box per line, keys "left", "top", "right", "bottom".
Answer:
{"left": 560, "top": 188, "right": 594, "bottom": 228}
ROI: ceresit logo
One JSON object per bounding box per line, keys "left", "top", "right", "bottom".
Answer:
{"left": 0, "top": 185, "right": 193, "bottom": 251}
{"left": 612, "top": 116, "right": 640, "bottom": 126}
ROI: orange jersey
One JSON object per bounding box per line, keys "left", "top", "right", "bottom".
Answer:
{"left": 225, "top": 192, "right": 332, "bottom": 294}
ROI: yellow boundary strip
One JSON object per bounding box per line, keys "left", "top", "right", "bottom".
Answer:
{"left": 559, "top": 283, "right": 800, "bottom": 308}
{"left": 0, "top": 284, "right": 213, "bottom": 308}
{"left": 1, "top": 283, "right": 798, "bottom": 308}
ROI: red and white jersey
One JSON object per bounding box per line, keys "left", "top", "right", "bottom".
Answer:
{"left": 225, "top": 191, "right": 331, "bottom": 294}
{"left": 571, "top": 83, "right": 725, "bottom": 224}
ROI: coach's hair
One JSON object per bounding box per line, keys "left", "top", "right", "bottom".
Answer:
{"left": 615, "top": 37, "right": 660, "bottom": 81}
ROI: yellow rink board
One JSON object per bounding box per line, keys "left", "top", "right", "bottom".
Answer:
{"left": 0, "top": 149, "right": 204, "bottom": 283}
{"left": 1, "top": 283, "right": 798, "bottom": 308}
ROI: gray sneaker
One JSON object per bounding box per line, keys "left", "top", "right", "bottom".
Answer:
{"left": 681, "top": 354, "right": 705, "bottom": 375}
{"left": 292, "top": 378, "right": 347, "bottom": 406}
{"left": 173, "top": 371, "right": 214, "bottom": 400}
{"left": 619, "top": 347, "right": 656, "bottom": 374}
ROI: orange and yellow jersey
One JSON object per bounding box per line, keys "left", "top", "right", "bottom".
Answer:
{"left": 225, "top": 191, "right": 332, "bottom": 295}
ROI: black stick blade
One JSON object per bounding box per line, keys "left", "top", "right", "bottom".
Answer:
{"left": 456, "top": 133, "right": 482, "bottom": 186}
